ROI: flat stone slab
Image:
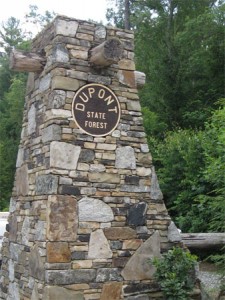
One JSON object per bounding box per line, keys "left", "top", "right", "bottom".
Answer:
{"left": 43, "top": 286, "right": 84, "bottom": 300}
{"left": 45, "top": 269, "right": 96, "bottom": 285}
{"left": 88, "top": 229, "right": 112, "bottom": 259}
{"left": 121, "top": 231, "right": 161, "bottom": 280}
{"left": 47, "top": 195, "right": 78, "bottom": 241}
{"left": 78, "top": 197, "right": 114, "bottom": 222}
{"left": 50, "top": 141, "right": 81, "bottom": 170}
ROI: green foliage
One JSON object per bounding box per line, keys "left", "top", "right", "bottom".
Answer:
{"left": 0, "top": 17, "right": 27, "bottom": 54}
{"left": 147, "top": 100, "right": 225, "bottom": 233}
{"left": 0, "top": 75, "right": 26, "bottom": 210}
{"left": 153, "top": 247, "right": 198, "bottom": 300}
{"left": 200, "top": 99, "right": 225, "bottom": 232}
{"left": 134, "top": 0, "right": 225, "bottom": 129}
{"left": 150, "top": 129, "right": 209, "bottom": 232}
{"left": 142, "top": 107, "right": 167, "bottom": 139}
{"left": 0, "top": 17, "right": 31, "bottom": 101}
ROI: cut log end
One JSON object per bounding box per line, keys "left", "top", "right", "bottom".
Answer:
{"left": 104, "top": 38, "right": 123, "bottom": 61}
{"left": 90, "top": 38, "right": 124, "bottom": 67}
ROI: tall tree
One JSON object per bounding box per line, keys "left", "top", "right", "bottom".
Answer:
{"left": 107, "top": 0, "right": 224, "bottom": 129}
{"left": 124, "top": 0, "right": 131, "bottom": 29}
{"left": 0, "top": 19, "right": 27, "bottom": 103}
{"left": 0, "top": 17, "right": 27, "bottom": 55}
{"left": 135, "top": 0, "right": 224, "bottom": 129}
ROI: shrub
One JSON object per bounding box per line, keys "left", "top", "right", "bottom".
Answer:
{"left": 153, "top": 247, "right": 198, "bottom": 300}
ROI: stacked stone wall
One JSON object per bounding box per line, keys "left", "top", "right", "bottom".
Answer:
{"left": 0, "top": 15, "right": 183, "bottom": 300}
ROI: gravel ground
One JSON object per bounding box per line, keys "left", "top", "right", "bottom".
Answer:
{"left": 198, "top": 271, "right": 222, "bottom": 290}
{"left": 197, "top": 262, "right": 223, "bottom": 299}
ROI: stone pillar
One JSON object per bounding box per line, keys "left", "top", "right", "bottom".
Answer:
{"left": 0, "top": 15, "right": 179, "bottom": 300}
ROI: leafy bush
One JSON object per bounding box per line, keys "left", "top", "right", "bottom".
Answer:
{"left": 147, "top": 100, "right": 225, "bottom": 233}
{"left": 153, "top": 247, "right": 198, "bottom": 300}
{"left": 201, "top": 99, "right": 225, "bottom": 232}
{"left": 149, "top": 128, "right": 209, "bottom": 232}
{"left": 142, "top": 107, "right": 167, "bottom": 139}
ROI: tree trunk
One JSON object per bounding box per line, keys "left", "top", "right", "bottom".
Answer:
{"left": 9, "top": 49, "right": 46, "bottom": 72}
{"left": 124, "top": 0, "right": 131, "bottom": 30}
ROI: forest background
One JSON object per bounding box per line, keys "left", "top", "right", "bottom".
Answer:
{"left": 0, "top": 0, "right": 224, "bottom": 236}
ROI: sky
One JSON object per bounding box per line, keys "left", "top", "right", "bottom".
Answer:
{"left": 0, "top": 0, "right": 109, "bottom": 27}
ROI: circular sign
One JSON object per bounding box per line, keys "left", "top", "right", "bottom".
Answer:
{"left": 72, "top": 83, "right": 121, "bottom": 136}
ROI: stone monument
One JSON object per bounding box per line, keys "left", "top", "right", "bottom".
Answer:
{"left": 0, "top": 15, "right": 183, "bottom": 299}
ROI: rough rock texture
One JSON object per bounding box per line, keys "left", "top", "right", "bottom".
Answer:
{"left": 121, "top": 231, "right": 161, "bottom": 280}
{"left": 88, "top": 229, "right": 112, "bottom": 259}
{"left": 0, "top": 15, "right": 180, "bottom": 300}
{"left": 78, "top": 197, "right": 114, "bottom": 222}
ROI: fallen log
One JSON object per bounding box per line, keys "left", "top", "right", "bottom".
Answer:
{"left": 9, "top": 49, "right": 46, "bottom": 72}
{"left": 89, "top": 38, "right": 123, "bottom": 67}
{"left": 181, "top": 233, "right": 225, "bottom": 250}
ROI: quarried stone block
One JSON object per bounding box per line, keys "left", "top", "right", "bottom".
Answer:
{"left": 123, "top": 282, "right": 160, "bottom": 296}
{"left": 47, "top": 90, "right": 66, "bottom": 109}
{"left": 100, "top": 282, "right": 123, "bottom": 300}
{"left": 50, "top": 141, "right": 81, "bottom": 169}
{"left": 42, "top": 124, "right": 61, "bottom": 143}
{"left": 28, "top": 104, "right": 36, "bottom": 135}
{"left": 127, "top": 101, "right": 142, "bottom": 112}
{"left": 117, "top": 70, "right": 136, "bottom": 88}
{"left": 36, "top": 174, "right": 58, "bottom": 195}
{"left": 96, "top": 268, "right": 122, "bottom": 282}
{"left": 88, "top": 172, "right": 120, "bottom": 184}
{"left": 29, "top": 245, "right": 45, "bottom": 280}
{"left": 55, "top": 19, "right": 79, "bottom": 37}
{"left": 78, "top": 197, "right": 114, "bottom": 222}
{"left": 59, "top": 185, "right": 81, "bottom": 195}
{"left": 79, "top": 149, "right": 95, "bottom": 162}
{"left": 15, "top": 164, "right": 29, "bottom": 196}
{"left": 52, "top": 76, "right": 79, "bottom": 91}
{"left": 115, "top": 146, "right": 136, "bottom": 169}
{"left": 150, "top": 167, "right": 163, "bottom": 200}
{"left": 121, "top": 231, "right": 161, "bottom": 280}
{"left": 127, "top": 202, "right": 147, "bottom": 226}
{"left": 47, "top": 242, "right": 71, "bottom": 263}
{"left": 46, "top": 269, "right": 96, "bottom": 284}
{"left": 168, "top": 221, "right": 182, "bottom": 242}
{"left": 43, "top": 286, "right": 84, "bottom": 300}
{"left": 8, "top": 282, "right": 20, "bottom": 300}
{"left": 104, "top": 227, "right": 136, "bottom": 240}
{"left": 39, "top": 73, "right": 51, "bottom": 92}
{"left": 88, "top": 229, "right": 112, "bottom": 259}
{"left": 47, "top": 195, "right": 78, "bottom": 241}
{"left": 52, "top": 44, "right": 69, "bottom": 63}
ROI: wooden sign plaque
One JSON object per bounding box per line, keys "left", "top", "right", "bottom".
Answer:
{"left": 72, "top": 84, "right": 121, "bottom": 136}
